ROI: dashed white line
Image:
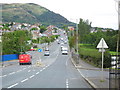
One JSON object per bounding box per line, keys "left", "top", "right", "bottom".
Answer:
{"left": 21, "top": 78, "right": 29, "bottom": 83}
{"left": 40, "top": 69, "right": 43, "bottom": 72}
{"left": 9, "top": 72, "right": 15, "bottom": 75}
{"left": 36, "top": 72, "right": 39, "bottom": 75}
{"left": 23, "top": 68, "right": 26, "bottom": 70}
{"left": 66, "top": 79, "right": 69, "bottom": 88}
{"left": 16, "top": 70, "right": 22, "bottom": 72}
{"left": 7, "top": 83, "right": 18, "bottom": 89}
{"left": 29, "top": 75, "right": 35, "bottom": 78}
{"left": 45, "top": 65, "right": 48, "bottom": 68}
{"left": 28, "top": 70, "right": 31, "bottom": 72}
{"left": 43, "top": 67, "right": 46, "bottom": 70}
{"left": 2, "top": 75, "right": 7, "bottom": 77}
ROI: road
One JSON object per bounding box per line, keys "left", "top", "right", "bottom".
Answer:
{"left": 1, "top": 31, "right": 93, "bottom": 89}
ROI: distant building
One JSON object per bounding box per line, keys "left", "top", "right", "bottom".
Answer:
{"left": 68, "top": 26, "right": 74, "bottom": 31}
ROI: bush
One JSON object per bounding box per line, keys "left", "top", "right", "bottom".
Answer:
{"left": 79, "top": 45, "right": 111, "bottom": 68}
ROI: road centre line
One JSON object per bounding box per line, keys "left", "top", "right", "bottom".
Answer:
{"left": 21, "top": 78, "right": 29, "bottom": 83}
{"left": 36, "top": 72, "right": 39, "bottom": 74}
{"left": 29, "top": 75, "right": 35, "bottom": 78}
{"left": 16, "top": 69, "right": 22, "bottom": 72}
{"left": 9, "top": 72, "right": 15, "bottom": 75}
{"left": 42, "top": 67, "right": 46, "bottom": 70}
{"left": 40, "top": 69, "right": 43, "bottom": 72}
{"left": 2, "top": 75, "right": 7, "bottom": 77}
{"left": 7, "top": 83, "right": 19, "bottom": 89}
{"left": 28, "top": 70, "right": 31, "bottom": 72}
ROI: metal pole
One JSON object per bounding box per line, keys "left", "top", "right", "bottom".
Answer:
{"left": 76, "top": 19, "right": 78, "bottom": 54}
{"left": 101, "top": 48, "right": 104, "bottom": 81}
{"left": 101, "top": 39, "right": 104, "bottom": 81}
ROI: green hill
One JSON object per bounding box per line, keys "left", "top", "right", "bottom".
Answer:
{"left": 1, "top": 3, "right": 75, "bottom": 26}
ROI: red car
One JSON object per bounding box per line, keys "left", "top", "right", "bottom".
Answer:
{"left": 19, "top": 54, "right": 32, "bottom": 65}
{"left": 29, "top": 49, "right": 36, "bottom": 51}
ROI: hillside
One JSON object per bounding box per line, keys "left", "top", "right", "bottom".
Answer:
{"left": 1, "top": 3, "right": 75, "bottom": 26}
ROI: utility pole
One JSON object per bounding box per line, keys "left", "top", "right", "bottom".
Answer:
{"left": 76, "top": 19, "right": 79, "bottom": 54}
{"left": 117, "top": 1, "right": 120, "bottom": 89}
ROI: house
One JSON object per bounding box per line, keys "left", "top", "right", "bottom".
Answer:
{"left": 11, "top": 23, "right": 22, "bottom": 31}
{"left": 31, "top": 30, "right": 40, "bottom": 39}
{"left": 68, "top": 26, "right": 75, "bottom": 31}
{"left": 42, "top": 25, "right": 59, "bottom": 37}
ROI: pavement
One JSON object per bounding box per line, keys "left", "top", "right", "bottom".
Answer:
{"left": 71, "top": 57, "right": 110, "bottom": 90}
{"left": 0, "top": 60, "right": 19, "bottom": 68}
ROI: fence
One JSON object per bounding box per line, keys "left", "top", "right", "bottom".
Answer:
{"left": 1, "top": 54, "right": 19, "bottom": 62}
{"left": 109, "top": 55, "right": 120, "bottom": 90}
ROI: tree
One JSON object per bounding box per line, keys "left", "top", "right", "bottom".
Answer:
{"left": 39, "top": 25, "right": 47, "bottom": 33}
{"left": 2, "top": 30, "right": 31, "bottom": 55}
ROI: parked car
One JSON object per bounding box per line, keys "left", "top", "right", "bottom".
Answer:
{"left": 19, "top": 52, "right": 32, "bottom": 65}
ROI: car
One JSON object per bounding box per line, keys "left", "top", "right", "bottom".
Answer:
{"left": 61, "top": 46, "right": 64, "bottom": 51}
{"left": 64, "top": 41, "right": 67, "bottom": 44}
{"left": 44, "top": 51, "right": 50, "bottom": 56}
{"left": 19, "top": 52, "right": 32, "bottom": 65}
{"left": 61, "top": 42, "right": 64, "bottom": 45}
{"left": 29, "top": 49, "right": 36, "bottom": 51}
{"left": 62, "top": 50, "right": 68, "bottom": 55}
{"left": 61, "top": 47, "right": 68, "bottom": 55}
{"left": 45, "top": 48, "right": 49, "bottom": 51}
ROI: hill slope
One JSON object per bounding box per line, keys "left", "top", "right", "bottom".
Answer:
{"left": 1, "top": 3, "right": 75, "bottom": 26}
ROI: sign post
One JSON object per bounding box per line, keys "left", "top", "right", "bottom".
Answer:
{"left": 97, "top": 38, "right": 108, "bottom": 81}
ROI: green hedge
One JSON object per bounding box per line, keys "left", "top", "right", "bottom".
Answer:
{"left": 79, "top": 44, "right": 111, "bottom": 68}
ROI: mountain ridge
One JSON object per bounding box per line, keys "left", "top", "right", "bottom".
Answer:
{"left": 1, "top": 3, "right": 75, "bottom": 27}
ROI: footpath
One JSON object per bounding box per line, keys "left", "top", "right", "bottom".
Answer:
{"left": 0, "top": 60, "right": 19, "bottom": 68}
{"left": 71, "top": 57, "right": 110, "bottom": 90}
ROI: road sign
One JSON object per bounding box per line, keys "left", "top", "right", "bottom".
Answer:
{"left": 96, "top": 38, "right": 108, "bottom": 81}
{"left": 38, "top": 49, "right": 42, "bottom": 52}
{"left": 97, "top": 38, "right": 108, "bottom": 49}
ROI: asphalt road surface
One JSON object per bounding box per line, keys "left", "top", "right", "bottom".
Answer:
{"left": 1, "top": 31, "right": 93, "bottom": 89}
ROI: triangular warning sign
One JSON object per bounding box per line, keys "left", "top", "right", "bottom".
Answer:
{"left": 97, "top": 38, "right": 108, "bottom": 48}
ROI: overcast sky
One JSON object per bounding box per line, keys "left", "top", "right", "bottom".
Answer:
{"left": 0, "top": 0, "right": 119, "bottom": 29}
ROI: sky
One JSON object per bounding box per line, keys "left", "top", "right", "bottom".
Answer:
{"left": 0, "top": 0, "right": 119, "bottom": 29}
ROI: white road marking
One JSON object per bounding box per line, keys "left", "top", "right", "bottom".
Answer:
{"left": 21, "top": 78, "right": 29, "bottom": 83}
{"left": 7, "top": 83, "right": 18, "bottom": 89}
{"left": 2, "top": 75, "right": 7, "bottom": 77}
{"left": 45, "top": 65, "right": 48, "bottom": 68}
{"left": 28, "top": 70, "right": 31, "bottom": 72}
{"left": 23, "top": 68, "right": 26, "bottom": 70}
{"left": 66, "top": 79, "right": 69, "bottom": 88}
{"left": 43, "top": 67, "right": 46, "bottom": 70}
{"left": 9, "top": 72, "right": 15, "bottom": 75}
{"left": 40, "top": 69, "right": 43, "bottom": 72}
{"left": 36, "top": 72, "right": 39, "bottom": 75}
{"left": 16, "top": 70, "right": 22, "bottom": 73}
{"left": 29, "top": 75, "right": 35, "bottom": 78}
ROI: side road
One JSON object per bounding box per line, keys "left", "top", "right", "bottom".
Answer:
{"left": 71, "top": 57, "right": 109, "bottom": 89}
